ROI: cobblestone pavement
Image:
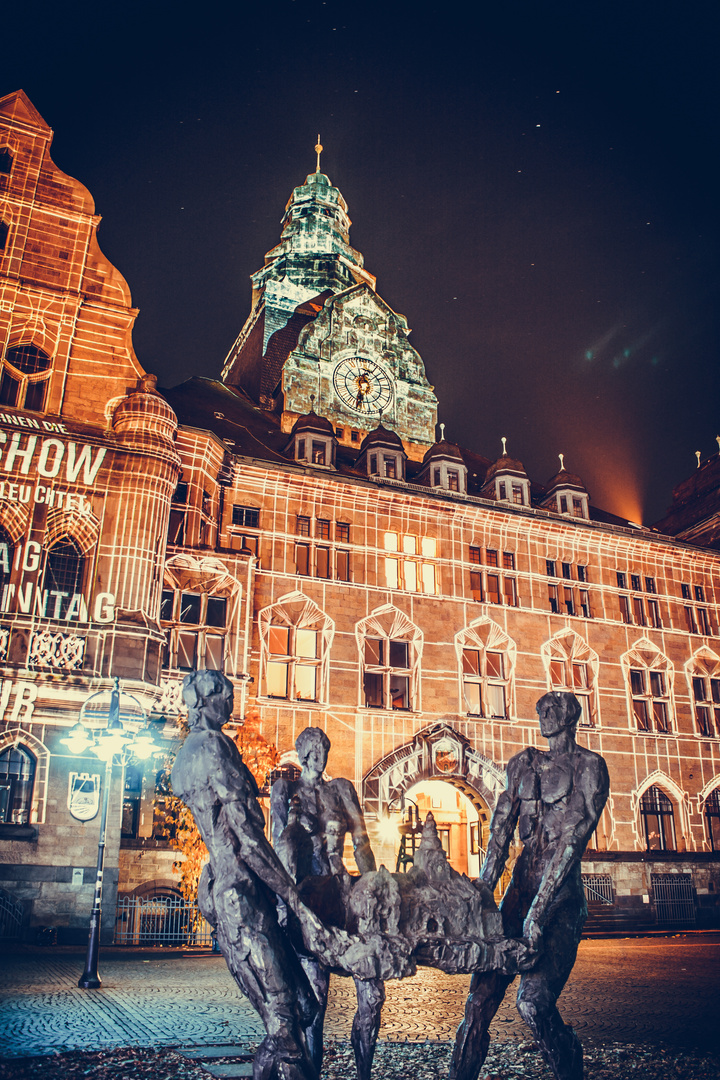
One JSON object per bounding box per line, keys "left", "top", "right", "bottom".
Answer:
{"left": 1, "top": 935, "right": 719, "bottom": 1059}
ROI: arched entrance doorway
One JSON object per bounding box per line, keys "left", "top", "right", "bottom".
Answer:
{"left": 363, "top": 722, "right": 506, "bottom": 876}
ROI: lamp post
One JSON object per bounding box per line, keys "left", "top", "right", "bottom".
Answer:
{"left": 62, "top": 677, "right": 161, "bottom": 989}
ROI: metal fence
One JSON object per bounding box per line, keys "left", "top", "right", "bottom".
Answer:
{"left": 114, "top": 895, "right": 214, "bottom": 947}
{"left": 0, "top": 888, "right": 24, "bottom": 940}
{"left": 582, "top": 873, "right": 614, "bottom": 905}
{"left": 650, "top": 873, "right": 696, "bottom": 924}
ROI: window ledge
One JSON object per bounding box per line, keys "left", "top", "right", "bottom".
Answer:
{"left": 0, "top": 823, "right": 38, "bottom": 841}
{"left": 258, "top": 697, "right": 325, "bottom": 709}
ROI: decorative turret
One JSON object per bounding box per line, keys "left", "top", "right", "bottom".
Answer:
{"left": 542, "top": 454, "right": 590, "bottom": 519}
{"left": 285, "top": 406, "right": 337, "bottom": 468}
{"left": 418, "top": 425, "right": 468, "bottom": 493}
{"left": 356, "top": 423, "right": 407, "bottom": 480}
{"left": 480, "top": 439, "right": 530, "bottom": 506}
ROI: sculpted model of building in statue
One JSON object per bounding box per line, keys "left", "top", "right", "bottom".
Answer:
{"left": 450, "top": 690, "right": 610, "bottom": 1080}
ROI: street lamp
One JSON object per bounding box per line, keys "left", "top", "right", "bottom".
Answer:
{"left": 62, "top": 677, "right": 161, "bottom": 989}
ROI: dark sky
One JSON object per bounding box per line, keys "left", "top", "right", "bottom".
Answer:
{"left": 5, "top": 1, "right": 720, "bottom": 524}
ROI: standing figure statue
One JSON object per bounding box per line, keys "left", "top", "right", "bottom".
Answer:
{"left": 450, "top": 691, "right": 610, "bottom": 1080}
{"left": 172, "top": 672, "right": 336, "bottom": 1080}
{"left": 271, "top": 727, "right": 384, "bottom": 1080}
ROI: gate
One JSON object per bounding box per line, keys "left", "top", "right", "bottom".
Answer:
{"left": 0, "top": 888, "right": 24, "bottom": 940}
{"left": 114, "top": 895, "right": 214, "bottom": 946}
{"left": 582, "top": 874, "right": 613, "bottom": 905}
{"left": 650, "top": 873, "right": 696, "bottom": 924}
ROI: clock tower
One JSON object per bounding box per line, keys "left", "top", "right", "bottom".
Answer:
{"left": 222, "top": 162, "right": 438, "bottom": 458}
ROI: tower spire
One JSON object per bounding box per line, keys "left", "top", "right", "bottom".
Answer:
{"left": 314, "top": 134, "right": 323, "bottom": 173}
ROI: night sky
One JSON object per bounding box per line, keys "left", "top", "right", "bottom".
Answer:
{"left": 4, "top": 1, "right": 719, "bottom": 524}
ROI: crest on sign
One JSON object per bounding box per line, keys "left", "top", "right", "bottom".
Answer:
{"left": 68, "top": 772, "right": 100, "bottom": 821}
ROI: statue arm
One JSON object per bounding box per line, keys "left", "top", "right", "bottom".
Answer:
{"left": 270, "top": 778, "right": 292, "bottom": 848}
{"left": 480, "top": 754, "right": 523, "bottom": 891}
{"left": 522, "top": 754, "right": 610, "bottom": 942}
{"left": 334, "top": 779, "right": 376, "bottom": 873}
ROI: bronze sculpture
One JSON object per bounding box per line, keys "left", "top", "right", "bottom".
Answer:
{"left": 449, "top": 690, "right": 610, "bottom": 1080}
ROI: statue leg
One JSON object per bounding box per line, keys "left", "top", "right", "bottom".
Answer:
{"left": 448, "top": 969, "right": 514, "bottom": 1080}
{"left": 351, "top": 977, "right": 385, "bottom": 1080}
{"left": 514, "top": 902, "right": 585, "bottom": 1080}
{"left": 299, "top": 958, "right": 330, "bottom": 1075}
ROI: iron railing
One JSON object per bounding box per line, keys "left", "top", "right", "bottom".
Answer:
{"left": 114, "top": 895, "right": 214, "bottom": 947}
{"left": 651, "top": 873, "right": 696, "bottom": 924}
{"left": 0, "top": 888, "right": 24, "bottom": 940}
{"left": 582, "top": 874, "right": 614, "bottom": 905}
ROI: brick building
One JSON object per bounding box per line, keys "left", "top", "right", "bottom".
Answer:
{"left": 1, "top": 90, "right": 719, "bottom": 941}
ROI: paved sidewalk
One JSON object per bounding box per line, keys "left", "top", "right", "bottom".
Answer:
{"left": 1, "top": 935, "right": 719, "bottom": 1059}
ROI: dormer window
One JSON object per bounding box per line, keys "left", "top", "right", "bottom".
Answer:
{"left": 421, "top": 447, "right": 467, "bottom": 493}
{"left": 555, "top": 491, "right": 589, "bottom": 519}
{"left": 495, "top": 476, "right": 529, "bottom": 505}
{"left": 312, "top": 440, "right": 326, "bottom": 465}
{"left": 287, "top": 418, "right": 336, "bottom": 469}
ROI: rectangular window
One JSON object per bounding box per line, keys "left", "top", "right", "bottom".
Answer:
{"left": 403, "top": 560, "right": 418, "bottom": 591}
{"left": 486, "top": 574, "right": 500, "bottom": 604}
{"left": 316, "top": 546, "right": 330, "bottom": 578}
{"left": 470, "top": 546, "right": 482, "bottom": 564}
{"left": 267, "top": 661, "right": 289, "bottom": 698}
{"left": 232, "top": 505, "right": 259, "bottom": 528}
{"left": 384, "top": 456, "right": 397, "bottom": 478}
{"left": 365, "top": 638, "right": 384, "bottom": 666}
{"left": 180, "top": 593, "right": 201, "bottom": 624}
{"left": 512, "top": 483, "right": 524, "bottom": 505}
{"left": 385, "top": 557, "right": 399, "bottom": 589}
{"left": 296, "top": 543, "right": 310, "bottom": 576}
{"left": 294, "top": 665, "right": 317, "bottom": 701}
{"left": 167, "top": 509, "right": 185, "bottom": 545}
{"left": 546, "top": 559, "right": 556, "bottom": 577}
{"left": 695, "top": 585, "right": 706, "bottom": 602}
{"left": 653, "top": 700, "right": 669, "bottom": 733}
{"left": 403, "top": 535, "right": 417, "bottom": 554}
{"left": 699, "top": 608, "right": 712, "bottom": 635}
{"left": 648, "top": 599, "right": 662, "bottom": 628}
{"left": 173, "top": 481, "right": 189, "bottom": 504}
{"left": 487, "top": 683, "right": 506, "bottom": 719}
{"left": 564, "top": 587, "right": 575, "bottom": 616}
{"left": 572, "top": 497, "right": 584, "bottom": 516}
{"left": 498, "top": 481, "right": 507, "bottom": 500}
{"left": 351, "top": 429, "right": 360, "bottom": 442}
{"left": 685, "top": 606, "right": 698, "bottom": 633}
{"left": 579, "top": 590, "right": 591, "bottom": 618}
{"left": 619, "top": 595, "right": 632, "bottom": 623}
{"left": 434, "top": 467, "right": 442, "bottom": 486}
{"left": 633, "top": 596, "right": 646, "bottom": 626}
{"left": 633, "top": 697, "right": 650, "bottom": 731}
{"left": 562, "top": 562, "right": 572, "bottom": 580}
{"left": 681, "top": 583, "right": 691, "bottom": 600}
{"left": 160, "top": 590, "right": 174, "bottom": 621}
{"left": 311, "top": 441, "right": 326, "bottom": 465}
{"left": 363, "top": 671, "right": 383, "bottom": 707}
{"left": 177, "top": 631, "right": 198, "bottom": 671}
{"left": 336, "top": 522, "right": 350, "bottom": 543}
{"left": 236, "top": 534, "right": 258, "bottom": 555}
{"left": 268, "top": 626, "right": 289, "bottom": 654}
{"left": 389, "top": 640, "right": 410, "bottom": 668}
{"left": 370, "top": 453, "right": 378, "bottom": 474}
{"left": 205, "top": 635, "right": 224, "bottom": 670}
{"left": 631, "top": 574, "right": 642, "bottom": 591}
{"left": 577, "top": 565, "right": 588, "bottom": 583}
{"left": 448, "top": 470, "right": 459, "bottom": 491}
{"left": 337, "top": 549, "right": 350, "bottom": 582}
{"left": 503, "top": 551, "right": 515, "bottom": 570}
{"left": 696, "top": 705, "right": 713, "bottom": 737}
{"left": 390, "top": 676, "right": 410, "bottom": 710}
{"left": 316, "top": 518, "right": 330, "bottom": 540}
{"left": 645, "top": 576, "right": 656, "bottom": 593}
{"left": 486, "top": 651, "right": 504, "bottom": 679}
{"left": 421, "top": 537, "right": 437, "bottom": 557}
{"left": 617, "top": 571, "right": 627, "bottom": 589}
{"left": 470, "top": 570, "right": 483, "bottom": 602}
{"left": 297, "top": 438, "right": 306, "bottom": 459}
{"left": 206, "top": 597, "right": 227, "bottom": 628}
{"left": 296, "top": 516, "right": 311, "bottom": 536}
{"left": 548, "top": 584, "right": 559, "bottom": 613}
{"left": 503, "top": 577, "right": 517, "bottom": 606}
{"left": 463, "top": 680, "right": 482, "bottom": 715}
{"left": 421, "top": 562, "right": 436, "bottom": 594}
{"left": 486, "top": 549, "right": 498, "bottom": 567}
{"left": 335, "top": 427, "right": 344, "bottom": 438}
{"left": 384, "top": 531, "right": 398, "bottom": 551}
{"left": 559, "top": 495, "right": 568, "bottom": 513}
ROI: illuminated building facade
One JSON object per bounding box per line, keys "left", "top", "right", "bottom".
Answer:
{"left": 1, "top": 91, "right": 719, "bottom": 939}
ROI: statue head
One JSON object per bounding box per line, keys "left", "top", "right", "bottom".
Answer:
{"left": 183, "top": 670, "right": 234, "bottom": 730}
{"left": 536, "top": 691, "right": 581, "bottom": 739}
{"left": 295, "top": 726, "right": 331, "bottom": 778}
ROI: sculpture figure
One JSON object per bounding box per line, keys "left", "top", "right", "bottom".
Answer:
{"left": 271, "top": 727, "right": 384, "bottom": 1080}
{"left": 449, "top": 691, "right": 610, "bottom": 1080}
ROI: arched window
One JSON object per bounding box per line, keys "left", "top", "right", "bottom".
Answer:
{"left": 357, "top": 604, "right": 423, "bottom": 712}
{"left": 704, "top": 790, "right": 720, "bottom": 851}
{"left": 455, "top": 618, "right": 516, "bottom": 720}
{"left": 686, "top": 649, "right": 720, "bottom": 738}
{"left": 0, "top": 745, "right": 36, "bottom": 825}
{"left": 640, "top": 785, "right": 676, "bottom": 851}
{"left": 622, "top": 639, "right": 674, "bottom": 734}
{"left": 0, "top": 345, "right": 52, "bottom": 412}
{"left": 541, "top": 629, "right": 599, "bottom": 727}
{"left": 43, "top": 538, "right": 85, "bottom": 615}
{"left": 258, "top": 592, "right": 334, "bottom": 704}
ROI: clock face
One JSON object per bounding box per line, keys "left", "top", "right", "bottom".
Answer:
{"left": 332, "top": 357, "right": 393, "bottom": 416}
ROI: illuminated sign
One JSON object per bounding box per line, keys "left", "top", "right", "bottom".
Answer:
{"left": 0, "top": 432, "right": 106, "bottom": 485}
{"left": 0, "top": 680, "right": 37, "bottom": 723}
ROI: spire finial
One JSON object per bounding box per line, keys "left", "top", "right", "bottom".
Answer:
{"left": 696, "top": 450, "right": 702, "bottom": 468}
{"left": 716, "top": 436, "right": 720, "bottom": 453}
{"left": 439, "top": 422, "right": 446, "bottom": 441}
{"left": 314, "top": 134, "right": 323, "bottom": 173}
{"left": 559, "top": 452, "right": 565, "bottom": 471}
{"left": 501, "top": 436, "right": 507, "bottom": 456}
